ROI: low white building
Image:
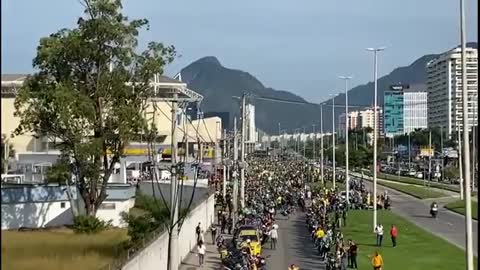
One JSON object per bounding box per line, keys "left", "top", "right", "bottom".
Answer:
{"left": 1, "top": 184, "right": 136, "bottom": 230}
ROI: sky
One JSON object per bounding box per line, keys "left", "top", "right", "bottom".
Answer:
{"left": 1, "top": 0, "right": 478, "bottom": 103}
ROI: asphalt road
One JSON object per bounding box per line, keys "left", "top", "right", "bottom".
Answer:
{"left": 262, "top": 212, "right": 326, "bottom": 270}
{"left": 352, "top": 172, "right": 478, "bottom": 256}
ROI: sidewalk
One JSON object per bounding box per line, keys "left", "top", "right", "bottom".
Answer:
{"left": 179, "top": 223, "right": 223, "bottom": 269}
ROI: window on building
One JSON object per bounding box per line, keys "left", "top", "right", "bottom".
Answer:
{"left": 60, "top": 202, "right": 66, "bottom": 208}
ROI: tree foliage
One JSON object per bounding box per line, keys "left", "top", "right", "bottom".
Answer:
{"left": 13, "top": 0, "right": 175, "bottom": 215}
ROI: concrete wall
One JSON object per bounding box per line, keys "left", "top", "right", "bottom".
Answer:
{"left": 96, "top": 198, "right": 136, "bottom": 227}
{"left": 1, "top": 185, "right": 136, "bottom": 229}
{"left": 1, "top": 200, "right": 74, "bottom": 229}
{"left": 122, "top": 193, "right": 215, "bottom": 270}
{"left": 1, "top": 199, "right": 134, "bottom": 229}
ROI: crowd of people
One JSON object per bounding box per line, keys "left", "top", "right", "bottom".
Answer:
{"left": 204, "top": 154, "right": 393, "bottom": 270}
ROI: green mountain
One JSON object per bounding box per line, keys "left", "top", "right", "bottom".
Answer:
{"left": 181, "top": 43, "right": 477, "bottom": 134}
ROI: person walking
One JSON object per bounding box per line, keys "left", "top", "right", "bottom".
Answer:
{"left": 211, "top": 225, "right": 217, "bottom": 244}
{"left": 370, "top": 250, "right": 383, "bottom": 270}
{"left": 340, "top": 248, "right": 348, "bottom": 270}
{"left": 196, "top": 222, "right": 201, "bottom": 244}
{"left": 390, "top": 224, "right": 397, "bottom": 247}
{"left": 197, "top": 240, "right": 206, "bottom": 267}
{"left": 269, "top": 226, "right": 279, "bottom": 250}
{"left": 374, "top": 224, "right": 384, "bottom": 247}
{"left": 349, "top": 240, "right": 358, "bottom": 269}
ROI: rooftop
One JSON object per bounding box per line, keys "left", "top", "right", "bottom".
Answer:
{"left": 1, "top": 73, "right": 203, "bottom": 102}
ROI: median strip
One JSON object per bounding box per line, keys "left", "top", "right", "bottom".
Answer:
{"left": 444, "top": 200, "right": 478, "bottom": 220}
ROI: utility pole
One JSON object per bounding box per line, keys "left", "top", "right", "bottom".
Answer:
{"left": 472, "top": 101, "right": 476, "bottom": 190}
{"left": 460, "top": 0, "right": 474, "bottom": 267}
{"left": 185, "top": 109, "right": 189, "bottom": 163}
{"left": 332, "top": 96, "right": 336, "bottom": 190}
{"left": 168, "top": 93, "right": 179, "bottom": 270}
{"left": 222, "top": 128, "right": 227, "bottom": 199}
{"left": 408, "top": 132, "right": 411, "bottom": 170}
{"left": 233, "top": 118, "right": 239, "bottom": 227}
{"left": 320, "top": 104, "right": 325, "bottom": 185}
{"left": 278, "top": 123, "right": 281, "bottom": 156}
{"left": 459, "top": 128, "right": 464, "bottom": 200}
{"left": 428, "top": 130, "right": 432, "bottom": 182}
{"left": 441, "top": 126, "right": 444, "bottom": 182}
{"left": 313, "top": 124, "right": 316, "bottom": 161}
{"left": 340, "top": 75, "right": 352, "bottom": 204}
{"left": 366, "top": 46, "right": 385, "bottom": 231}
{"left": 240, "top": 94, "right": 246, "bottom": 209}
{"left": 303, "top": 127, "right": 306, "bottom": 159}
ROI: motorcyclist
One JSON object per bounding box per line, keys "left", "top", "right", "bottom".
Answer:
{"left": 430, "top": 201, "right": 438, "bottom": 218}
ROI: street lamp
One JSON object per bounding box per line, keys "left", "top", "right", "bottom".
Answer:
{"left": 339, "top": 75, "right": 353, "bottom": 205}
{"left": 366, "top": 46, "right": 386, "bottom": 231}
{"left": 320, "top": 103, "right": 325, "bottom": 185}
{"left": 330, "top": 93, "right": 337, "bottom": 189}
{"left": 459, "top": 0, "right": 474, "bottom": 268}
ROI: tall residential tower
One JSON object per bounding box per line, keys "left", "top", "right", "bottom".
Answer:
{"left": 427, "top": 47, "right": 478, "bottom": 136}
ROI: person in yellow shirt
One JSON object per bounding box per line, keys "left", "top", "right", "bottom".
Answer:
{"left": 288, "top": 264, "right": 300, "bottom": 270}
{"left": 315, "top": 227, "right": 325, "bottom": 246}
{"left": 370, "top": 251, "right": 383, "bottom": 270}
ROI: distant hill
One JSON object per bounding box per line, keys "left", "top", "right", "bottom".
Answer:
{"left": 180, "top": 42, "right": 477, "bottom": 134}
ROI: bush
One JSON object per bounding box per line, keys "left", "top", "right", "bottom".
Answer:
{"left": 73, "top": 215, "right": 111, "bottom": 234}
{"left": 121, "top": 212, "right": 158, "bottom": 242}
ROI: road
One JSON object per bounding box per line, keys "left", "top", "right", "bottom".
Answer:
{"left": 352, "top": 172, "right": 478, "bottom": 256}
{"left": 262, "top": 212, "right": 325, "bottom": 270}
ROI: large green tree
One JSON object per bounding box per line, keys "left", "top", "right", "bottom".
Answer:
{"left": 14, "top": 0, "right": 175, "bottom": 216}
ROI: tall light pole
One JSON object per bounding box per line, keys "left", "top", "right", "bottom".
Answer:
{"left": 232, "top": 118, "right": 239, "bottom": 227}
{"left": 303, "top": 127, "right": 306, "bottom": 159}
{"left": 331, "top": 94, "right": 336, "bottom": 190}
{"left": 278, "top": 123, "right": 281, "bottom": 155}
{"left": 320, "top": 103, "right": 325, "bottom": 185}
{"left": 222, "top": 128, "right": 227, "bottom": 198}
{"left": 312, "top": 124, "right": 316, "bottom": 161}
{"left": 458, "top": 127, "right": 464, "bottom": 200}
{"left": 366, "top": 46, "right": 386, "bottom": 231}
{"left": 240, "top": 94, "right": 246, "bottom": 209}
{"left": 408, "top": 132, "right": 411, "bottom": 170}
{"left": 460, "top": 0, "right": 474, "bottom": 267}
{"left": 339, "top": 75, "right": 352, "bottom": 204}
{"left": 168, "top": 94, "right": 179, "bottom": 270}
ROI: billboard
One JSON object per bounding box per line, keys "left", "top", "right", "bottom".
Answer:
{"left": 419, "top": 147, "right": 434, "bottom": 157}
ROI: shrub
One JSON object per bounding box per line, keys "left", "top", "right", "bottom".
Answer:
{"left": 73, "top": 215, "right": 111, "bottom": 234}
{"left": 121, "top": 212, "right": 158, "bottom": 242}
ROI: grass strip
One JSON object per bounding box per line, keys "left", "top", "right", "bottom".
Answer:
{"left": 342, "top": 210, "right": 477, "bottom": 270}
{"left": 1, "top": 228, "right": 128, "bottom": 270}
{"left": 444, "top": 200, "right": 478, "bottom": 220}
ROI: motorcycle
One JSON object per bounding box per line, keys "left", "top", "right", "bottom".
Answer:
{"left": 430, "top": 207, "right": 438, "bottom": 218}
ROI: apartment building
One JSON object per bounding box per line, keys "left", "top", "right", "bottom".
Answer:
{"left": 427, "top": 47, "right": 478, "bottom": 136}
{"left": 338, "top": 111, "right": 359, "bottom": 137}
{"left": 358, "top": 106, "right": 384, "bottom": 136}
